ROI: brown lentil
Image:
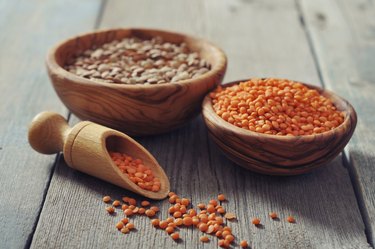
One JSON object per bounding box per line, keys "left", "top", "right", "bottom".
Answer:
{"left": 65, "top": 37, "right": 211, "bottom": 85}
{"left": 210, "top": 78, "right": 345, "bottom": 136}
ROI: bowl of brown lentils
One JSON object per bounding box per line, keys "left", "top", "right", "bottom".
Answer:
{"left": 46, "top": 28, "right": 227, "bottom": 136}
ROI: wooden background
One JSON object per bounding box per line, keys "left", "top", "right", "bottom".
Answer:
{"left": 0, "top": 0, "right": 374, "bottom": 248}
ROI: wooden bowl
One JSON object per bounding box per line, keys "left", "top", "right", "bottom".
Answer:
{"left": 202, "top": 79, "right": 357, "bottom": 175}
{"left": 46, "top": 28, "right": 227, "bottom": 136}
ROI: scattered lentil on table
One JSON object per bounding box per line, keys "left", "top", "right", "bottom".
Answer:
{"left": 103, "top": 192, "right": 296, "bottom": 247}
{"left": 65, "top": 36, "right": 211, "bottom": 85}
{"left": 210, "top": 78, "right": 345, "bottom": 136}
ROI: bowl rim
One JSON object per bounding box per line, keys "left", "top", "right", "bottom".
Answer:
{"left": 202, "top": 78, "right": 357, "bottom": 141}
{"left": 46, "top": 27, "right": 227, "bottom": 90}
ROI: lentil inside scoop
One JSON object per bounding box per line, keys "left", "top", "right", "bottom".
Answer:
{"left": 210, "top": 78, "right": 345, "bottom": 136}
{"left": 65, "top": 36, "right": 211, "bottom": 85}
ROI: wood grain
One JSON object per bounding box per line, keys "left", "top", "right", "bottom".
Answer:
{"left": 47, "top": 28, "right": 227, "bottom": 136}
{"left": 300, "top": 0, "right": 375, "bottom": 244}
{"left": 0, "top": 0, "right": 102, "bottom": 248}
{"left": 30, "top": 0, "right": 369, "bottom": 248}
{"left": 202, "top": 80, "right": 357, "bottom": 175}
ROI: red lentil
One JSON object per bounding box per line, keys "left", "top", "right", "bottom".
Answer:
{"left": 287, "top": 216, "right": 296, "bottom": 223}
{"left": 106, "top": 206, "right": 115, "bottom": 214}
{"left": 218, "top": 194, "right": 226, "bottom": 201}
{"left": 170, "top": 232, "right": 180, "bottom": 240}
{"left": 210, "top": 78, "right": 345, "bottom": 136}
{"left": 126, "top": 223, "right": 135, "bottom": 230}
{"left": 102, "top": 196, "right": 111, "bottom": 203}
{"left": 151, "top": 219, "right": 160, "bottom": 227}
{"left": 252, "top": 218, "right": 261, "bottom": 226}
{"left": 200, "top": 235, "right": 209, "bottom": 242}
{"left": 166, "top": 226, "right": 174, "bottom": 234}
{"left": 145, "top": 209, "right": 156, "bottom": 217}
{"left": 269, "top": 212, "right": 278, "bottom": 219}
{"left": 116, "top": 221, "right": 124, "bottom": 230}
{"left": 240, "top": 240, "right": 249, "bottom": 248}
{"left": 121, "top": 218, "right": 129, "bottom": 224}
{"left": 112, "top": 200, "right": 121, "bottom": 207}
{"left": 110, "top": 152, "right": 161, "bottom": 192}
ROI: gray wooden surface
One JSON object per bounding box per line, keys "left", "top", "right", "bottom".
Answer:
{"left": 300, "top": 0, "right": 375, "bottom": 245}
{"left": 0, "top": 1, "right": 101, "bottom": 248}
{"left": 0, "top": 0, "right": 373, "bottom": 248}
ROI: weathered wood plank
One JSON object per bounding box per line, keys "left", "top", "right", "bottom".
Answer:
{"left": 31, "top": 0, "right": 370, "bottom": 248}
{"left": 0, "top": 0, "right": 102, "bottom": 248}
{"left": 300, "top": 0, "right": 375, "bottom": 245}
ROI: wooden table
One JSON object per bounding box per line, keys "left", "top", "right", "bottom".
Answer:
{"left": 1, "top": 0, "right": 374, "bottom": 248}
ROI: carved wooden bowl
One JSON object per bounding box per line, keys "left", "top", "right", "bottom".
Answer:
{"left": 46, "top": 28, "right": 227, "bottom": 136}
{"left": 202, "top": 79, "right": 357, "bottom": 175}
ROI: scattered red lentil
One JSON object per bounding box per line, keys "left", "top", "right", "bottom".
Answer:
{"left": 151, "top": 219, "right": 160, "bottom": 227}
{"left": 218, "top": 194, "right": 226, "bottom": 201}
{"left": 224, "top": 212, "right": 236, "bottom": 220}
{"left": 174, "top": 218, "right": 183, "bottom": 226}
{"left": 165, "top": 226, "right": 174, "bottom": 234}
{"left": 252, "top": 218, "right": 261, "bottom": 226}
{"left": 121, "top": 218, "right": 129, "bottom": 224}
{"left": 126, "top": 223, "right": 135, "bottom": 230}
{"left": 141, "top": 200, "right": 150, "bottom": 207}
{"left": 106, "top": 206, "right": 115, "bottom": 214}
{"left": 240, "top": 240, "right": 249, "bottom": 248}
{"left": 159, "top": 220, "right": 168, "bottom": 229}
{"left": 138, "top": 207, "right": 146, "bottom": 214}
{"left": 200, "top": 235, "right": 209, "bottom": 242}
{"left": 150, "top": 206, "right": 159, "bottom": 212}
{"left": 124, "top": 209, "right": 133, "bottom": 216}
{"left": 287, "top": 216, "right": 296, "bottom": 223}
{"left": 269, "top": 212, "right": 278, "bottom": 219}
{"left": 170, "top": 232, "right": 180, "bottom": 240}
{"left": 112, "top": 200, "right": 121, "bottom": 207}
{"left": 116, "top": 221, "right": 124, "bottom": 230}
{"left": 121, "top": 227, "right": 129, "bottom": 234}
{"left": 145, "top": 209, "right": 156, "bottom": 217}
{"left": 102, "top": 196, "right": 111, "bottom": 203}
{"left": 110, "top": 152, "right": 161, "bottom": 192}
{"left": 197, "top": 203, "right": 206, "bottom": 210}
{"left": 210, "top": 78, "right": 345, "bottom": 136}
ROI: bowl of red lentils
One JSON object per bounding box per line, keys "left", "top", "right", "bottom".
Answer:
{"left": 46, "top": 28, "right": 227, "bottom": 136}
{"left": 202, "top": 78, "right": 357, "bottom": 175}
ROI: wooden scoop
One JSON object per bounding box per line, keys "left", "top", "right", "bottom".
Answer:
{"left": 28, "top": 111, "right": 170, "bottom": 200}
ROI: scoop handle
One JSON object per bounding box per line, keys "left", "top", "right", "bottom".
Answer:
{"left": 28, "top": 111, "right": 71, "bottom": 154}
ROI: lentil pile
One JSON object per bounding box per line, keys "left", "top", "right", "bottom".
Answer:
{"left": 65, "top": 36, "right": 210, "bottom": 84}
{"left": 210, "top": 78, "right": 345, "bottom": 136}
{"left": 110, "top": 152, "right": 160, "bottom": 192}
{"left": 103, "top": 192, "right": 296, "bottom": 248}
